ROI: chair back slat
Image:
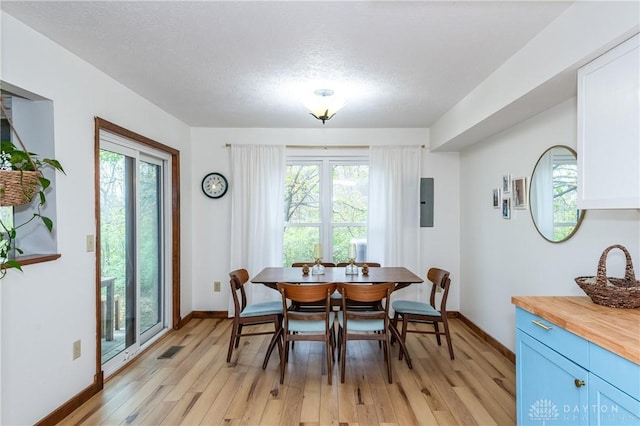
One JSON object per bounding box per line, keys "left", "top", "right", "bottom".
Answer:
{"left": 439, "top": 277, "right": 451, "bottom": 313}
{"left": 229, "top": 268, "right": 250, "bottom": 312}
{"left": 427, "top": 267, "right": 450, "bottom": 309}
{"left": 338, "top": 282, "right": 393, "bottom": 303}
{"left": 277, "top": 282, "right": 337, "bottom": 303}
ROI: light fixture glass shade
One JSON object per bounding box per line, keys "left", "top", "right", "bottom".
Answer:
{"left": 303, "top": 89, "right": 345, "bottom": 124}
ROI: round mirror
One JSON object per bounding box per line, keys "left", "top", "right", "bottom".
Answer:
{"left": 530, "top": 145, "right": 585, "bottom": 243}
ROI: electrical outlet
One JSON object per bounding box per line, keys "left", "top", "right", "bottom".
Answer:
{"left": 86, "top": 235, "right": 95, "bottom": 252}
{"left": 214, "top": 281, "right": 221, "bottom": 292}
{"left": 73, "top": 340, "right": 81, "bottom": 360}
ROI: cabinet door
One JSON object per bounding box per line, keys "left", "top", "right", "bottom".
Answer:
{"left": 577, "top": 33, "right": 640, "bottom": 209}
{"left": 517, "top": 330, "right": 589, "bottom": 425}
{"left": 589, "top": 373, "right": 640, "bottom": 426}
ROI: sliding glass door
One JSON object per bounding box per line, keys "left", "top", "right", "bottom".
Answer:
{"left": 99, "top": 133, "right": 169, "bottom": 375}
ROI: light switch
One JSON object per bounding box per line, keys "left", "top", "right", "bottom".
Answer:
{"left": 86, "top": 235, "right": 95, "bottom": 252}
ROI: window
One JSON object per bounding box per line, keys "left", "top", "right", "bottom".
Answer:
{"left": 0, "top": 89, "right": 59, "bottom": 261}
{"left": 283, "top": 157, "right": 368, "bottom": 265}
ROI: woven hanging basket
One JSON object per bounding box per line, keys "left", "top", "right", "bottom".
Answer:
{"left": 575, "top": 244, "right": 640, "bottom": 309}
{"left": 0, "top": 170, "right": 41, "bottom": 206}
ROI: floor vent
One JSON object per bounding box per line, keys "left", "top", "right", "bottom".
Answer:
{"left": 157, "top": 345, "right": 184, "bottom": 359}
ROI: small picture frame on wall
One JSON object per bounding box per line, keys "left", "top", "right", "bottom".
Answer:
{"left": 512, "top": 177, "right": 527, "bottom": 209}
{"left": 502, "top": 174, "right": 511, "bottom": 193}
{"left": 502, "top": 197, "right": 511, "bottom": 219}
{"left": 492, "top": 188, "right": 501, "bottom": 208}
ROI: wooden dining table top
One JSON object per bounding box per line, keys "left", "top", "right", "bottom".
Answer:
{"left": 251, "top": 266, "right": 424, "bottom": 290}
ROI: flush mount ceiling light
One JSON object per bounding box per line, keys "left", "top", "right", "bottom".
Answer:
{"left": 303, "top": 89, "right": 345, "bottom": 124}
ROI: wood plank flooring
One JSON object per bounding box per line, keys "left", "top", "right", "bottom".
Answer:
{"left": 59, "top": 318, "right": 515, "bottom": 425}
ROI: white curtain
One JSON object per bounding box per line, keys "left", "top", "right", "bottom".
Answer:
{"left": 368, "top": 145, "right": 422, "bottom": 301}
{"left": 229, "top": 144, "right": 285, "bottom": 314}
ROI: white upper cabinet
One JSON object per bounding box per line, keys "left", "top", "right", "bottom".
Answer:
{"left": 577, "top": 34, "right": 639, "bottom": 209}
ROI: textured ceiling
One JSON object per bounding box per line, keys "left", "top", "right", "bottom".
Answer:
{"left": 1, "top": 1, "right": 573, "bottom": 128}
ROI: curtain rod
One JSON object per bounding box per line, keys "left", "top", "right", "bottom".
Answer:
{"left": 224, "top": 143, "right": 425, "bottom": 149}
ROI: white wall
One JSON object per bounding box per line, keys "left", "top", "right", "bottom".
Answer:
{"left": 459, "top": 97, "right": 640, "bottom": 351}
{"left": 431, "top": 1, "right": 639, "bottom": 151}
{"left": 189, "top": 128, "right": 461, "bottom": 312}
{"left": 0, "top": 13, "right": 192, "bottom": 425}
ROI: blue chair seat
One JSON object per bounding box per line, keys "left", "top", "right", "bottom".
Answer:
{"left": 392, "top": 300, "right": 440, "bottom": 317}
{"left": 240, "top": 300, "right": 283, "bottom": 317}
{"left": 287, "top": 311, "right": 335, "bottom": 332}
{"left": 338, "top": 311, "right": 385, "bottom": 331}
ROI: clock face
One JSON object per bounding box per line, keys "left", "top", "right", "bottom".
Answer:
{"left": 201, "top": 172, "right": 228, "bottom": 199}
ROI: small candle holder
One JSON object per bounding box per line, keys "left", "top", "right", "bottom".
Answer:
{"left": 311, "top": 258, "right": 325, "bottom": 275}
{"left": 361, "top": 263, "right": 369, "bottom": 276}
{"left": 345, "top": 258, "right": 358, "bottom": 275}
{"left": 301, "top": 264, "right": 310, "bottom": 275}
{"left": 311, "top": 243, "right": 325, "bottom": 275}
{"left": 345, "top": 242, "right": 359, "bottom": 275}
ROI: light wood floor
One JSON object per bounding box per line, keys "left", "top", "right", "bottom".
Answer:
{"left": 60, "top": 317, "right": 515, "bottom": 425}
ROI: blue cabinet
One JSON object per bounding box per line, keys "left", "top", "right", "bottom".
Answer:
{"left": 516, "top": 307, "right": 640, "bottom": 425}
{"left": 589, "top": 373, "right": 640, "bottom": 425}
{"left": 517, "top": 331, "right": 588, "bottom": 425}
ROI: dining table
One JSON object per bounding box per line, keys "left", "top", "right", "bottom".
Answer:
{"left": 251, "top": 265, "right": 423, "bottom": 369}
{"left": 251, "top": 266, "right": 424, "bottom": 289}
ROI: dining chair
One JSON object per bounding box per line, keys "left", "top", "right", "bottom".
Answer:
{"left": 336, "top": 282, "right": 395, "bottom": 383}
{"left": 276, "top": 282, "right": 337, "bottom": 384}
{"left": 290, "top": 262, "right": 337, "bottom": 311}
{"left": 391, "top": 267, "right": 455, "bottom": 360}
{"left": 227, "top": 268, "right": 283, "bottom": 368}
{"left": 334, "top": 263, "right": 382, "bottom": 310}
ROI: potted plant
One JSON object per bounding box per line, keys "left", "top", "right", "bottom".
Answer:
{"left": 0, "top": 105, "right": 64, "bottom": 277}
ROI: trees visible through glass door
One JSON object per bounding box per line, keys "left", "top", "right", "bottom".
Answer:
{"left": 99, "top": 145, "right": 165, "bottom": 369}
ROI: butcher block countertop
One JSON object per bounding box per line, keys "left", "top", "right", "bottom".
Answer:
{"left": 512, "top": 296, "right": 640, "bottom": 365}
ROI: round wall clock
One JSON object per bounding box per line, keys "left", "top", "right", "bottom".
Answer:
{"left": 201, "top": 172, "right": 228, "bottom": 199}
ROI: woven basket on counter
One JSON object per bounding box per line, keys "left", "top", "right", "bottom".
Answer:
{"left": 575, "top": 244, "right": 640, "bottom": 309}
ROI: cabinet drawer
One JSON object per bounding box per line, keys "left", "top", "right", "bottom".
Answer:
{"left": 590, "top": 343, "right": 640, "bottom": 400}
{"left": 516, "top": 307, "right": 589, "bottom": 368}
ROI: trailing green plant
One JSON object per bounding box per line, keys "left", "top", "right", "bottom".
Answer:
{"left": 0, "top": 139, "right": 64, "bottom": 277}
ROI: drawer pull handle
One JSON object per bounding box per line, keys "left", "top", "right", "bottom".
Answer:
{"left": 574, "top": 379, "right": 585, "bottom": 388}
{"left": 531, "top": 320, "right": 552, "bottom": 331}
